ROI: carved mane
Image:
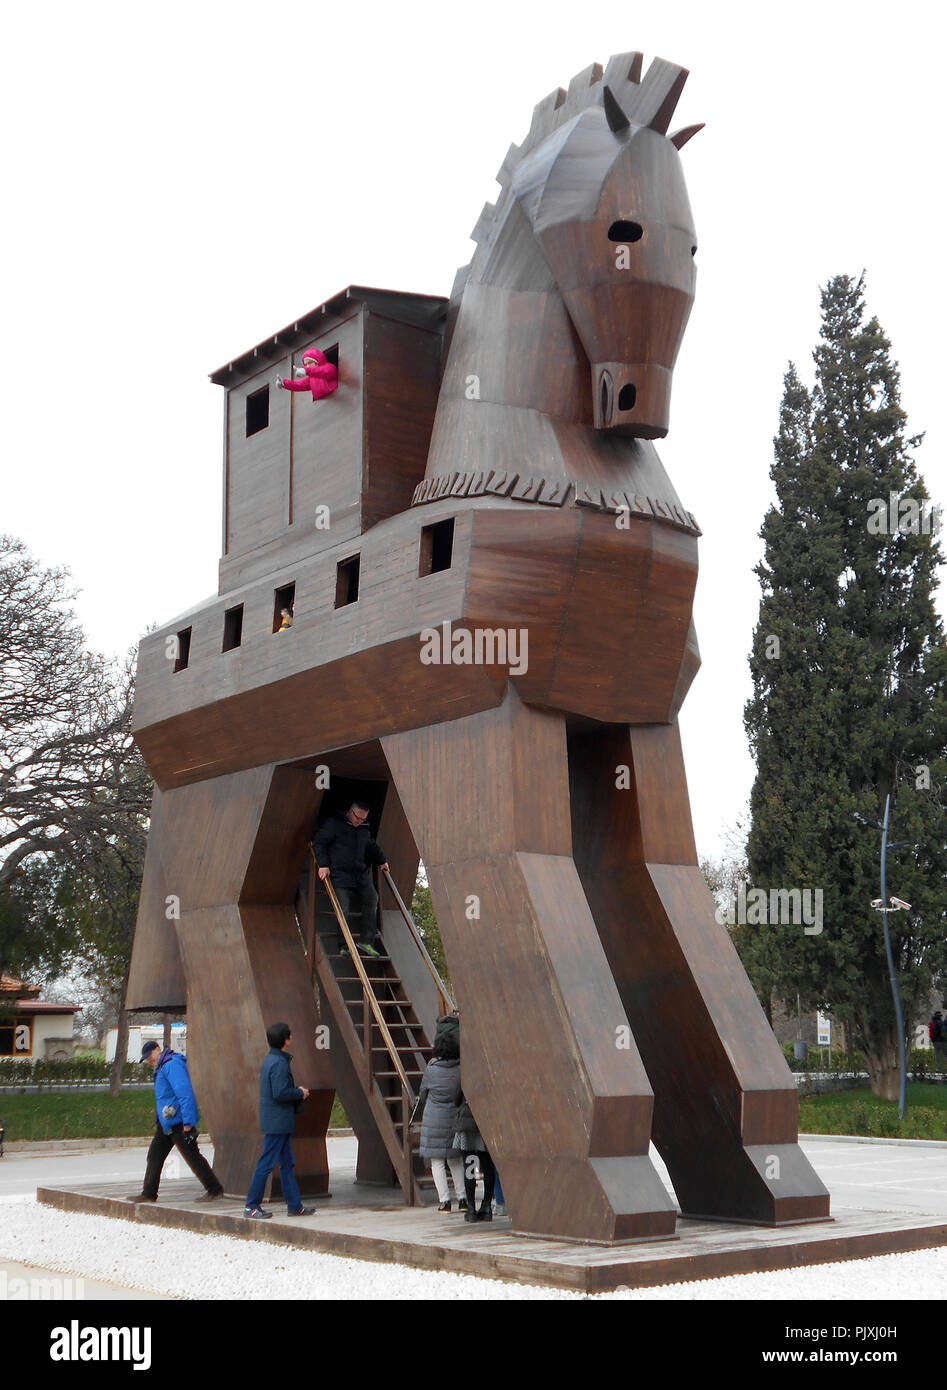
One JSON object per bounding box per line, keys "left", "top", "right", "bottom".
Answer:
{"left": 455, "top": 51, "right": 703, "bottom": 298}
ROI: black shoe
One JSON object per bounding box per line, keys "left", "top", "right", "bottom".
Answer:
{"left": 194, "top": 1188, "right": 225, "bottom": 1201}
{"left": 127, "top": 1194, "right": 157, "bottom": 1203}
{"left": 437, "top": 1200, "right": 452, "bottom": 1212}
{"left": 288, "top": 1206, "right": 316, "bottom": 1217}
{"left": 457, "top": 1199, "right": 468, "bottom": 1211}
{"left": 476, "top": 1205, "right": 493, "bottom": 1222}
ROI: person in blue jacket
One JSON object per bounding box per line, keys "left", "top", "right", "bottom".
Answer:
{"left": 130, "top": 1042, "right": 224, "bottom": 1203}
{"left": 245, "top": 1022, "right": 316, "bottom": 1219}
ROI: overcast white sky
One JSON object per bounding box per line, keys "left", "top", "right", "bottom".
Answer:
{"left": 3, "top": 0, "right": 944, "bottom": 860}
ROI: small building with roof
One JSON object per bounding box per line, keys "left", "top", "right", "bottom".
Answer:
{"left": 0, "top": 976, "right": 79, "bottom": 1061}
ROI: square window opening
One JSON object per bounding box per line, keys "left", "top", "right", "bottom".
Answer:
{"left": 173, "top": 627, "right": 192, "bottom": 673}
{"left": 246, "top": 386, "right": 269, "bottom": 437}
{"left": 274, "top": 583, "right": 296, "bottom": 633}
{"left": 419, "top": 517, "right": 455, "bottom": 576}
{"left": 222, "top": 605, "right": 244, "bottom": 652}
{"left": 335, "top": 556, "right": 360, "bottom": 608}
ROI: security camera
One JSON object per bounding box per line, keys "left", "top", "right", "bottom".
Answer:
{"left": 870, "top": 899, "right": 884, "bottom": 909}
{"left": 890, "top": 897, "right": 912, "bottom": 911}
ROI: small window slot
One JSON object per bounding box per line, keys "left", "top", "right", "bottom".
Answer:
{"left": 273, "top": 583, "right": 296, "bottom": 633}
{"left": 222, "top": 605, "right": 244, "bottom": 651}
{"left": 419, "top": 518, "right": 455, "bottom": 576}
{"left": 173, "top": 627, "right": 192, "bottom": 673}
{"left": 335, "top": 556, "right": 360, "bottom": 608}
{"left": 246, "top": 386, "right": 270, "bottom": 437}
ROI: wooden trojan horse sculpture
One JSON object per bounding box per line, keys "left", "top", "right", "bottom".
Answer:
{"left": 127, "top": 51, "right": 830, "bottom": 1242}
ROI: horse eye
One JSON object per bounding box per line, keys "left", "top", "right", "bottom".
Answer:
{"left": 608, "top": 221, "right": 642, "bottom": 243}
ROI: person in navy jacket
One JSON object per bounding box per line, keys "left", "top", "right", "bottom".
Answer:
{"left": 130, "top": 1042, "right": 224, "bottom": 1203}
{"left": 244, "top": 1022, "right": 316, "bottom": 1219}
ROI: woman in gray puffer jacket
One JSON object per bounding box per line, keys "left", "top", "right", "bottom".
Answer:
{"left": 417, "top": 1032, "right": 466, "bottom": 1211}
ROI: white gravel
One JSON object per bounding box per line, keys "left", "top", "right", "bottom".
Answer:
{"left": 2, "top": 1195, "right": 945, "bottom": 1300}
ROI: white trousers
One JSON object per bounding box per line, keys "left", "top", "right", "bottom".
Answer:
{"left": 430, "top": 1156, "right": 466, "bottom": 1202}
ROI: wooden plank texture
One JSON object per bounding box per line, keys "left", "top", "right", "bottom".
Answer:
{"left": 127, "top": 51, "right": 827, "bottom": 1243}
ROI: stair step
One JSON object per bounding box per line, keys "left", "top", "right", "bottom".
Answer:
{"left": 363, "top": 1020, "right": 425, "bottom": 1031}
{"left": 340, "top": 985, "right": 406, "bottom": 997}
{"left": 347, "top": 999, "right": 414, "bottom": 1010}
{"left": 307, "top": 870, "right": 452, "bottom": 1209}
{"left": 328, "top": 958, "right": 393, "bottom": 968}
{"left": 336, "top": 976, "right": 400, "bottom": 985}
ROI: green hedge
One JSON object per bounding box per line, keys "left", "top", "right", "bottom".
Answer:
{"left": 0, "top": 1058, "right": 141, "bottom": 1086}
{"left": 782, "top": 1043, "right": 939, "bottom": 1078}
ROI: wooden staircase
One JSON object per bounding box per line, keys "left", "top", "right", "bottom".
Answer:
{"left": 296, "top": 851, "right": 454, "bottom": 1204}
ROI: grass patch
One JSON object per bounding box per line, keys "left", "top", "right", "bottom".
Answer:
{"left": 0, "top": 1090, "right": 349, "bottom": 1142}
{"left": 799, "top": 1083, "right": 947, "bottom": 1140}
{"left": 0, "top": 1090, "right": 157, "bottom": 1142}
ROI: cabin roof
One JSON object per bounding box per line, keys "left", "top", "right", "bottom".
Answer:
{"left": 14, "top": 1000, "right": 80, "bottom": 1014}
{"left": 209, "top": 286, "right": 448, "bottom": 386}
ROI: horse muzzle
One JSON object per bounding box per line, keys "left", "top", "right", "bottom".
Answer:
{"left": 593, "top": 363, "right": 672, "bottom": 439}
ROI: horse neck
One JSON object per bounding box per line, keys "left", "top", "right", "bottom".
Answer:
{"left": 426, "top": 204, "right": 590, "bottom": 480}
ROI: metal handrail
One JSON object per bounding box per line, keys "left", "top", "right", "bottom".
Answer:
{"left": 381, "top": 867, "right": 455, "bottom": 1016}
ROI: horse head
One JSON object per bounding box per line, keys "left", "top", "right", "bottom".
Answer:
{"left": 497, "top": 53, "right": 702, "bottom": 439}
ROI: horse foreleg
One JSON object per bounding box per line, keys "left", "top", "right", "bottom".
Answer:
{"left": 383, "top": 687, "right": 677, "bottom": 1243}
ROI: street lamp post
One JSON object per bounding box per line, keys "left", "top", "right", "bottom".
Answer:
{"left": 854, "top": 796, "right": 912, "bottom": 1120}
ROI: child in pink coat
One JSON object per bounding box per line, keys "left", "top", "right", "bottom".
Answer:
{"left": 276, "top": 348, "right": 338, "bottom": 401}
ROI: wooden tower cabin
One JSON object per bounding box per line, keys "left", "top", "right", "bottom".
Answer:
{"left": 127, "top": 51, "right": 830, "bottom": 1243}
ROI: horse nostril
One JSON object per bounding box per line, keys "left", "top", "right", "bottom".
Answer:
{"left": 618, "top": 384, "right": 637, "bottom": 411}
{"left": 599, "top": 369, "right": 614, "bottom": 426}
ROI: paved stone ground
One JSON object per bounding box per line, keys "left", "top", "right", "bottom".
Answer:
{"left": 798, "top": 1137, "right": 947, "bottom": 1215}
{"left": 3, "top": 1134, "right": 947, "bottom": 1299}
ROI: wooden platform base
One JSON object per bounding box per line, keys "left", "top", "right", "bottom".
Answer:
{"left": 36, "top": 1180, "right": 947, "bottom": 1293}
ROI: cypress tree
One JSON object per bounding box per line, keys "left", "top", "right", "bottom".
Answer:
{"left": 744, "top": 274, "right": 947, "bottom": 1099}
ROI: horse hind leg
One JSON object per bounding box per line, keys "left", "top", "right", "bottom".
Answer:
{"left": 569, "top": 721, "right": 830, "bottom": 1224}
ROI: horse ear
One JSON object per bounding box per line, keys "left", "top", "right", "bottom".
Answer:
{"left": 603, "top": 84, "right": 630, "bottom": 134}
{"left": 670, "top": 123, "right": 705, "bottom": 150}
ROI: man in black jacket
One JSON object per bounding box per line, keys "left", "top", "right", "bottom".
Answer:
{"left": 313, "top": 801, "right": 389, "bottom": 957}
